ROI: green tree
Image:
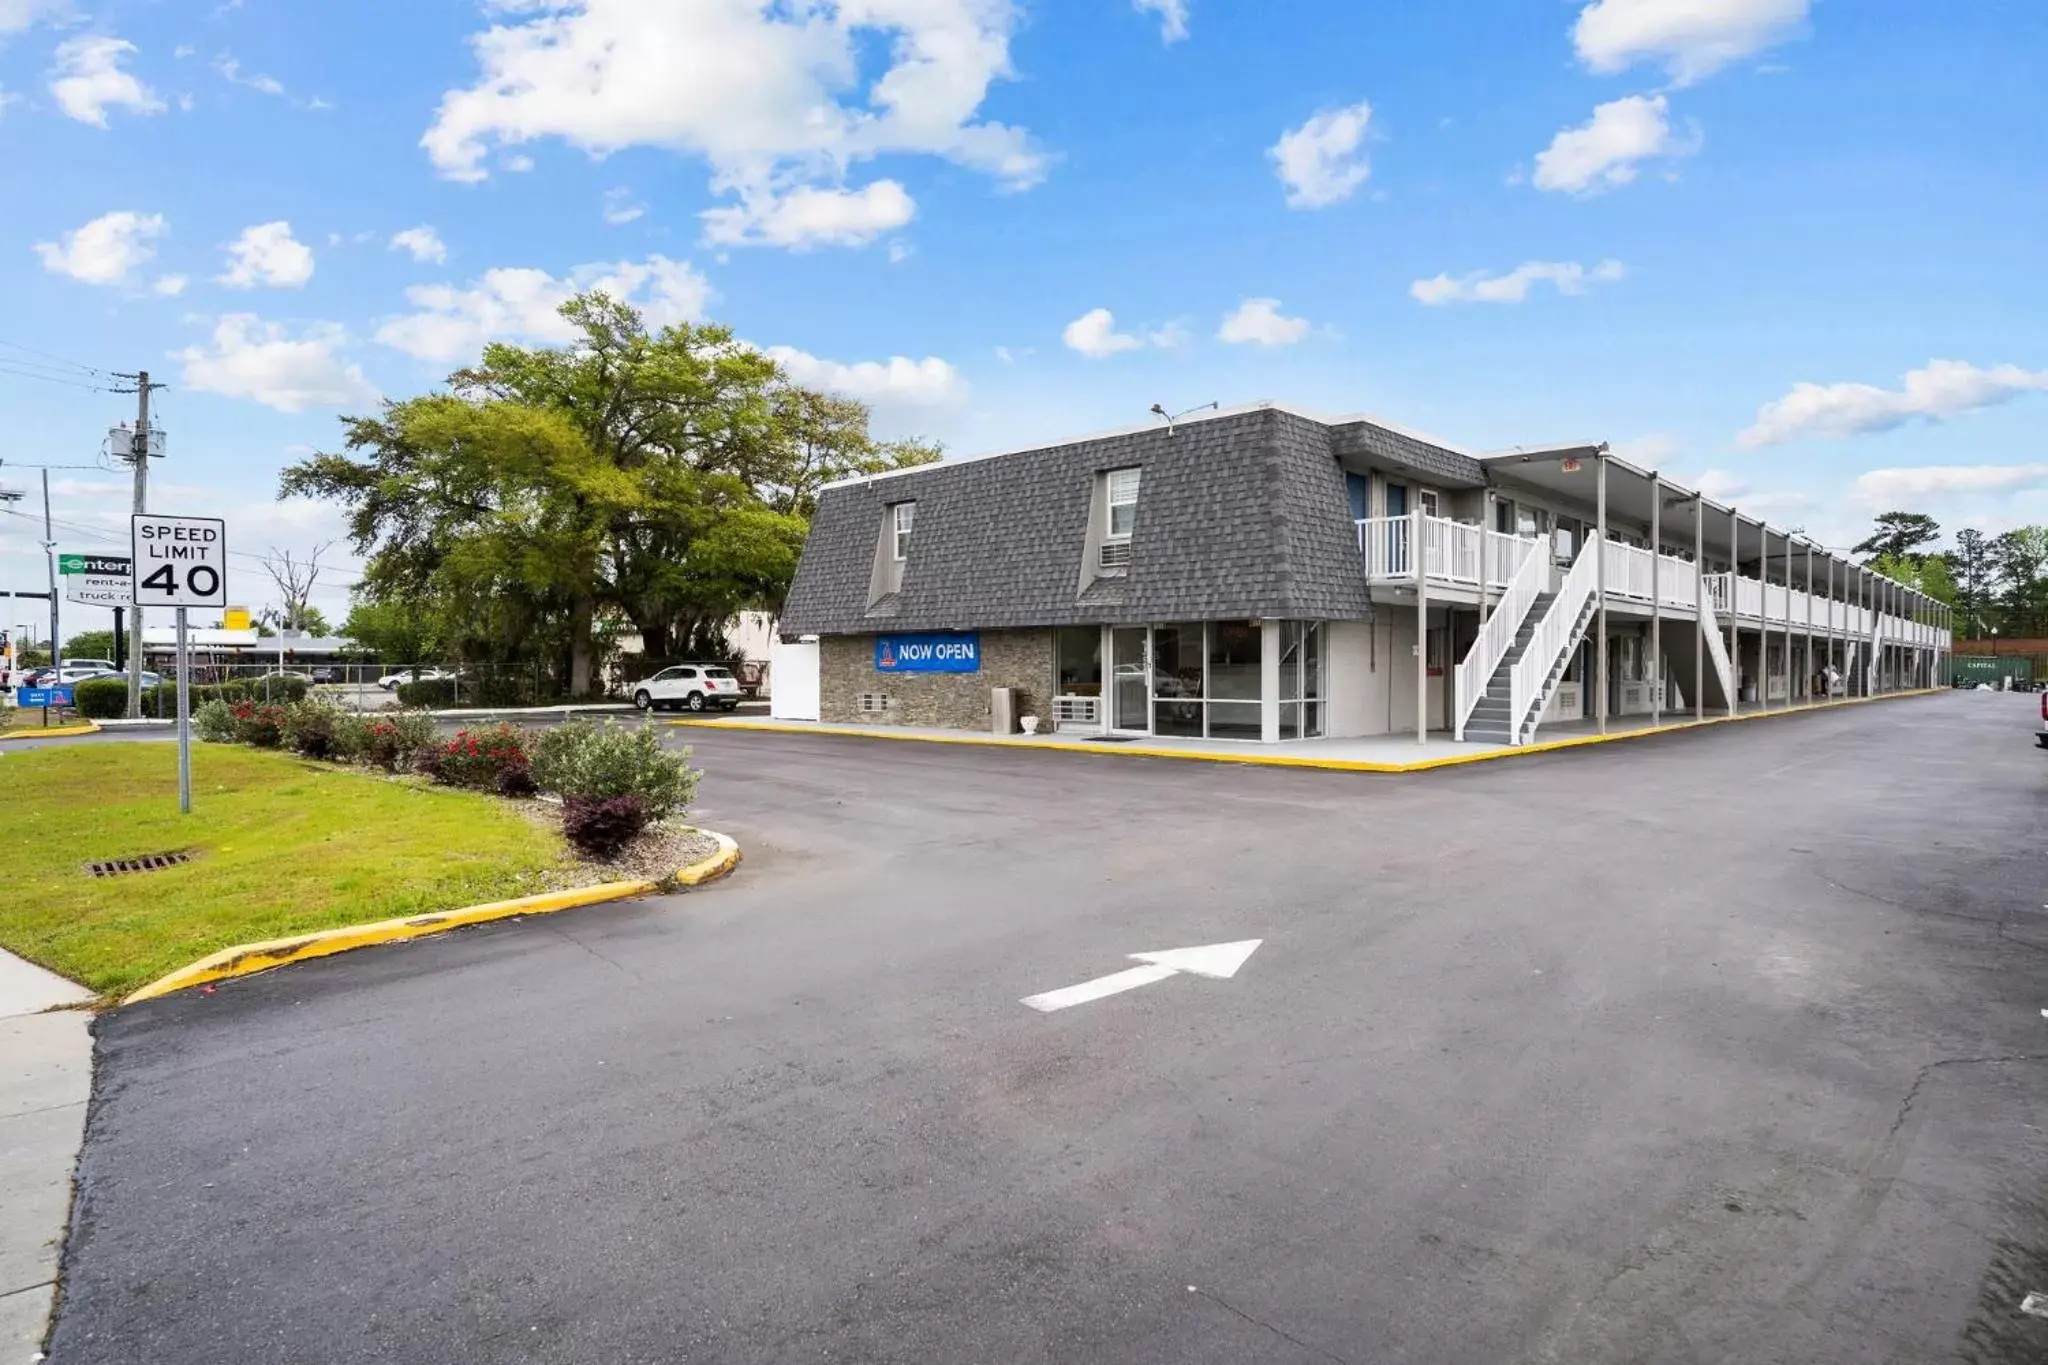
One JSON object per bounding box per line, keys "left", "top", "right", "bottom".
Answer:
{"left": 282, "top": 291, "right": 935, "bottom": 691}
{"left": 1951, "top": 528, "right": 1993, "bottom": 637}
{"left": 61, "top": 629, "right": 116, "bottom": 661}
{"left": 339, "top": 595, "right": 440, "bottom": 662}
{"left": 1853, "top": 511, "right": 1941, "bottom": 563}
{"left": 1990, "top": 527, "right": 2048, "bottom": 637}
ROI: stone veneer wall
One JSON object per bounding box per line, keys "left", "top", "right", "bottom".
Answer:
{"left": 819, "top": 630, "right": 1055, "bottom": 729}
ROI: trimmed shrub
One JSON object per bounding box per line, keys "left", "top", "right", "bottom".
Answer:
{"left": 226, "top": 700, "right": 288, "bottom": 748}
{"left": 531, "top": 718, "right": 697, "bottom": 819}
{"left": 496, "top": 761, "right": 538, "bottom": 798}
{"left": 73, "top": 677, "right": 129, "bottom": 718}
{"left": 395, "top": 678, "right": 458, "bottom": 709}
{"left": 329, "top": 710, "right": 371, "bottom": 762}
{"left": 428, "top": 722, "right": 533, "bottom": 790}
{"left": 194, "top": 698, "right": 237, "bottom": 743}
{"left": 282, "top": 698, "right": 346, "bottom": 760}
{"left": 561, "top": 793, "right": 650, "bottom": 858}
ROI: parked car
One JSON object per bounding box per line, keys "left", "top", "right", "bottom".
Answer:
{"left": 57, "top": 664, "right": 116, "bottom": 684}
{"left": 310, "top": 665, "right": 339, "bottom": 684}
{"left": 633, "top": 664, "right": 742, "bottom": 712}
{"left": 61, "top": 657, "right": 117, "bottom": 674}
{"left": 377, "top": 667, "right": 450, "bottom": 691}
{"left": 79, "top": 669, "right": 161, "bottom": 689}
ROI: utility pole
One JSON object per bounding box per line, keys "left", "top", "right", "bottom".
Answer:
{"left": 114, "top": 370, "right": 161, "bottom": 717}
{"left": 41, "top": 469, "right": 58, "bottom": 668}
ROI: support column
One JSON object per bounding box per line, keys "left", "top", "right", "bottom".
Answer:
{"left": 1693, "top": 493, "right": 1704, "bottom": 722}
{"left": 1730, "top": 507, "right": 1741, "bottom": 710}
{"left": 1596, "top": 454, "right": 1608, "bottom": 735}
{"left": 1804, "top": 540, "right": 1814, "bottom": 704}
{"left": 1479, "top": 489, "right": 1496, "bottom": 635}
{"left": 1650, "top": 476, "right": 1662, "bottom": 726}
{"left": 1826, "top": 554, "right": 1836, "bottom": 697}
{"left": 1415, "top": 509, "right": 1428, "bottom": 744}
{"left": 1758, "top": 524, "right": 1771, "bottom": 710}
{"left": 1782, "top": 531, "right": 1793, "bottom": 710}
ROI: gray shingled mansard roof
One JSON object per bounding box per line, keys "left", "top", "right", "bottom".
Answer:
{"left": 782, "top": 404, "right": 1473, "bottom": 637}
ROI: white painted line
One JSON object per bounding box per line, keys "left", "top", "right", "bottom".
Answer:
{"left": 1021, "top": 939, "right": 1263, "bottom": 1012}
{"left": 2023, "top": 1291, "right": 2048, "bottom": 1319}
{"left": 1022, "top": 964, "right": 1177, "bottom": 1012}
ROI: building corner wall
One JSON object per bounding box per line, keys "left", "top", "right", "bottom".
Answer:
{"left": 819, "top": 630, "right": 1055, "bottom": 729}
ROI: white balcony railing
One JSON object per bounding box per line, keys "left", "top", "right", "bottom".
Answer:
{"left": 1599, "top": 542, "right": 1701, "bottom": 610}
{"left": 1357, "top": 514, "right": 1542, "bottom": 590}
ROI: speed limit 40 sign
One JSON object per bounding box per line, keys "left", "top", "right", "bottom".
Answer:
{"left": 132, "top": 514, "right": 228, "bottom": 608}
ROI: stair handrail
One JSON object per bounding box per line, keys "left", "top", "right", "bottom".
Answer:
{"left": 1698, "top": 589, "right": 1736, "bottom": 708}
{"left": 1453, "top": 535, "right": 1545, "bottom": 741}
{"left": 1509, "top": 540, "right": 1599, "bottom": 745}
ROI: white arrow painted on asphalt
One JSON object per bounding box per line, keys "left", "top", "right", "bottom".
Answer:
{"left": 1020, "top": 939, "right": 1262, "bottom": 1012}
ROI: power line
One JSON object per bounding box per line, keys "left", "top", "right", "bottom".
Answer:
{"left": 0, "top": 339, "right": 109, "bottom": 377}
{"left": 0, "top": 506, "right": 366, "bottom": 585}
{"left": 0, "top": 361, "right": 115, "bottom": 393}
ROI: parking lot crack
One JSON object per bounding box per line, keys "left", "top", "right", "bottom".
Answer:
{"left": 1185, "top": 1284, "right": 1356, "bottom": 1365}
{"left": 1889, "top": 1054, "right": 2048, "bottom": 1143}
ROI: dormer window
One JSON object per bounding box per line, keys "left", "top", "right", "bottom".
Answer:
{"left": 1106, "top": 467, "right": 1140, "bottom": 538}
{"left": 892, "top": 501, "right": 915, "bottom": 561}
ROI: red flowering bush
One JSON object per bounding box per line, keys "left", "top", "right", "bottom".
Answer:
{"left": 229, "top": 700, "right": 287, "bottom": 748}
{"left": 428, "top": 722, "right": 534, "bottom": 790}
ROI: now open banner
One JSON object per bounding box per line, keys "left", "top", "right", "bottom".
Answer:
{"left": 874, "top": 633, "right": 981, "bottom": 674}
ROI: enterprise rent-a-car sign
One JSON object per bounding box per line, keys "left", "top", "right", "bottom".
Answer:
{"left": 875, "top": 632, "right": 980, "bottom": 673}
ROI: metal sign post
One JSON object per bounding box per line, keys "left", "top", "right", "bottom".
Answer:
{"left": 132, "top": 514, "right": 226, "bottom": 816}
{"left": 176, "top": 607, "right": 191, "bottom": 813}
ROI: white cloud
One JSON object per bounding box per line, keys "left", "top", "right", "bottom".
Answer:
{"left": 1740, "top": 360, "right": 2048, "bottom": 447}
{"left": 153, "top": 273, "right": 187, "bottom": 296}
{"left": 1410, "top": 259, "right": 1626, "bottom": 305}
{"left": 1062, "top": 307, "right": 1144, "bottom": 359}
{"left": 375, "top": 255, "right": 712, "bottom": 364}
{"left": 1269, "top": 100, "right": 1373, "bottom": 209}
{"left": 388, "top": 225, "right": 448, "bottom": 264}
{"left": 49, "top": 35, "right": 165, "bottom": 126}
{"left": 214, "top": 53, "right": 284, "bottom": 96}
{"left": 1, "top": 0, "right": 69, "bottom": 40}
{"left": 1533, "top": 94, "right": 1694, "bottom": 195}
{"left": 766, "top": 345, "right": 964, "bottom": 409}
{"left": 33, "top": 210, "right": 165, "bottom": 285}
{"left": 1691, "top": 468, "right": 1748, "bottom": 502}
{"left": 217, "top": 221, "right": 315, "bottom": 289}
{"left": 421, "top": 0, "right": 1043, "bottom": 251}
{"left": 1216, "top": 297, "right": 1309, "bottom": 347}
{"left": 174, "top": 315, "right": 379, "bottom": 413}
{"left": 1851, "top": 464, "right": 2048, "bottom": 505}
{"left": 602, "top": 187, "right": 645, "bottom": 226}
{"left": 1574, "top": 0, "right": 1808, "bottom": 86}
{"left": 1611, "top": 432, "right": 1677, "bottom": 465}
{"left": 700, "top": 180, "right": 914, "bottom": 250}
{"left": 1133, "top": 0, "right": 1189, "bottom": 43}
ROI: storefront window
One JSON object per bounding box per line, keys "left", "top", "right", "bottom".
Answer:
{"left": 1056, "top": 626, "right": 1102, "bottom": 696}
{"left": 1207, "top": 620, "right": 1262, "bottom": 739}
{"left": 1151, "top": 624, "right": 1204, "bottom": 736}
{"left": 1279, "top": 621, "right": 1324, "bottom": 739}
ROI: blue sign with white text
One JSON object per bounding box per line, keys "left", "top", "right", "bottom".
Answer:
{"left": 19, "top": 686, "right": 73, "bottom": 707}
{"left": 875, "top": 633, "right": 981, "bottom": 673}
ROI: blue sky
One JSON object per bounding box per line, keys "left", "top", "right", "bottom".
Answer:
{"left": 2, "top": 0, "right": 2045, "bottom": 634}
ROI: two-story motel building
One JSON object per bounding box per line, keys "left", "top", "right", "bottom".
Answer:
{"left": 775, "top": 404, "right": 1952, "bottom": 749}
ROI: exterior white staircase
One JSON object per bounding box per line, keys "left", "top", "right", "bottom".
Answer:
{"left": 1452, "top": 537, "right": 1547, "bottom": 742}
{"left": 1697, "top": 590, "right": 1737, "bottom": 708}
{"left": 1464, "top": 543, "right": 1599, "bottom": 746}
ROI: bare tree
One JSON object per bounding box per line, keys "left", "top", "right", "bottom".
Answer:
{"left": 264, "top": 542, "right": 333, "bottom": 633}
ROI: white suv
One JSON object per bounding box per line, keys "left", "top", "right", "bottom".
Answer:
{"left": 633, "top": 664, "right": 741, "bottom": 713}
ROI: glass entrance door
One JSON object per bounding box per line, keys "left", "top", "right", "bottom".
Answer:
{"left": 1110, "top": 627, "right": 1150, "bottom": 732}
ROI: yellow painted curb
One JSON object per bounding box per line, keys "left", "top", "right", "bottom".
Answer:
{"left": 119, "top": 823, "right": 742, "bottom": 1006}
{"left": 0, "top": 718, "right": 101, "bottom": 742}
{"left": 669, "top": 688, "right": 1947, "bottom": 776}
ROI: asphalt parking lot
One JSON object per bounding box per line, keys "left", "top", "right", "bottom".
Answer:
{"left": 44, "top": 693, "right": 2048, "bottom": 1364}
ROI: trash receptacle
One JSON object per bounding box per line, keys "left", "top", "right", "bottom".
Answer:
{"left": 990, "top": 686, "right": 1016, "bottom": 735}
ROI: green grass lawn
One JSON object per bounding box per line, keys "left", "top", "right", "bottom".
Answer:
{"left": 0, "top": 743, "right": 578, "bottom": 997}
{"left": 0, "top": 708, "right": 87, "bottom": 735}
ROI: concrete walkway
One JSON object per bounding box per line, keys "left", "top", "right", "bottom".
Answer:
{"left": 0, "top": 952, "right": 92, "bottom": 1363}
{"left": 675, "top": 689, "right": 1940, "bottom": 770}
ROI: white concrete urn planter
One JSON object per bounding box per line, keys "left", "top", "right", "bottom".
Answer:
{"left": 1019, "top": 715, "right": 1041, "bottom": 735}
